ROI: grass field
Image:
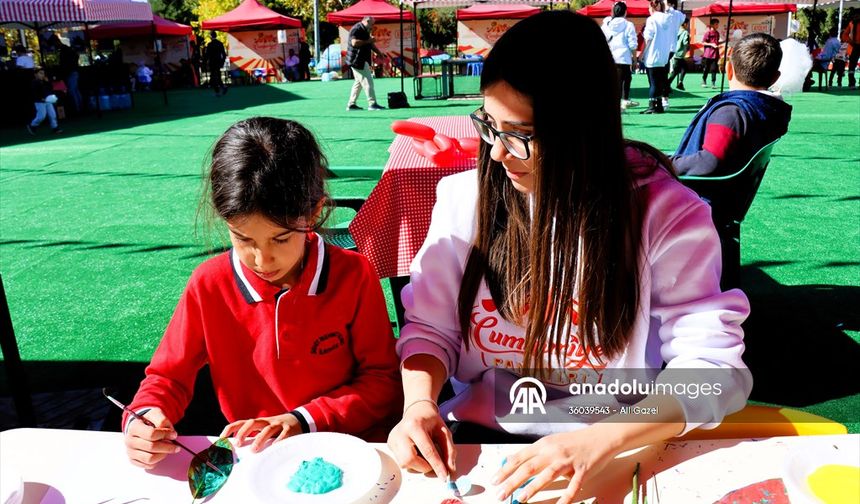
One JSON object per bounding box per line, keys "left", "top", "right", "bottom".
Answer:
{"left": 1, "top": 75, "right": 858, "bottom": 432}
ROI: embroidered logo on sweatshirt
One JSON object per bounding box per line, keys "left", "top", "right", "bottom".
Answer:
{"left": 311, "top": 332, "right": 345, "bottom": 355}
{"left": 470, "top": 298, "right": 605, "bottom": 373}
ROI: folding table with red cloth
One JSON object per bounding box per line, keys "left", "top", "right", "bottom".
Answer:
{"left": 349, "top": 116, "right": 478, "bottom": 280}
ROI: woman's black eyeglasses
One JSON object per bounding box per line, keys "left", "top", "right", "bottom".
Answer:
{"left": 469, "top": 109, "right": 534, "bottom": 160}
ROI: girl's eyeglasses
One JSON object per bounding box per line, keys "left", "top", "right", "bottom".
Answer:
{"left": 469, "top": 109, "right": 534, "bottom": 160}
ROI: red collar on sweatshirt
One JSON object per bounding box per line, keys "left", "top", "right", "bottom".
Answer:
{"left": 229, "top": 232, "right": 330, "bottom": 304}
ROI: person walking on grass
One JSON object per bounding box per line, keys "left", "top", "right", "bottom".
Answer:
{"left": 701, "top": 18, "right": 722, "bottom": 88}
{"left": 661, "top": 0, "right": 686, "bottom": 107}
{"left": 602, "top": 1, "right": 639, "bottom": 110}
{"left": 345, "top": 16, "right": 385, "bottom": 111}
{"left": 122, "top": 117, "right": 401, "bottom": 468}
{"left": 668, "top": 18, "right": 690, "bottom": 90}
{"left": 206, "top": 31, "right": 228, "bottom": 97}
{"left": 641, "top": 0, "right": 675, "bottom": 113}
{"left": 26, "top": 67, "right": 62, "bottom": 135}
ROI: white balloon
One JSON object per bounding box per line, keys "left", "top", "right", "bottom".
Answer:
{"left": 773, "top": 38, "right": 812, "bottom": 95}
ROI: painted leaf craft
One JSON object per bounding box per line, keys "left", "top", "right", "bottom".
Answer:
{"left": 188, "top": 438, "right": 235, "bottom": 501}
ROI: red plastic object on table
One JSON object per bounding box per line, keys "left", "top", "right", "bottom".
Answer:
{"left": 391, "top": 120, "right": 479, "bottom": 167}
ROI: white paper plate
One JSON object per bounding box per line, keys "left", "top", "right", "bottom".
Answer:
{"left": 782, "top": 443, "right": 860, "bottom": 504}
{"left": 243, "top": 432, "right": 382, "bottom": 504}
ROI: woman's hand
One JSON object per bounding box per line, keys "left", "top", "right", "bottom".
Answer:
{"left": 492, "top": 428, "right": 618, "bottom": 504}
{"left": 219, "top": 413, "right": 302, "bottom": 452}
{"left": 124, "top": 408, "right": 179, "bottom": 469}
{"left": 387, "top": 401, "right": 456, "bottom": 479}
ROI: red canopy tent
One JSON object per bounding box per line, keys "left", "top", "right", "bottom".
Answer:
{"left": 577, "top": 0, "right": 651, "bottom": 17}
{"left": 692, "top": 2, "right": 797, "bottom": 16}
{"left": 89, "top": 15, "right": 191, "bottom": 38}
{"left": 89, "top": 15, "right": 193, "bottom": 84}
{"left": 201, "top": 0, "right": 301, "bottom": 31}
{"left": 327, "top": 0, "right": 414, "bottom": 24}
{"left": 456, "top": 4, "right": 540, "bottom": 57}
{"left": 456, "top": 4, "right": 540, "bottom": 20}
{"left": 201, "top": 0, "right": 303, "bottom": 82}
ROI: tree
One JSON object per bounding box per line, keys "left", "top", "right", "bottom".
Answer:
{"left": 418, "top": 8, "right": 456, "bottom": 49}
{"left": 195, "top": 0, "right": 240, "bottom": 25}
{"left": 571, "top": 0, "right": 596, "bottom": 10}
{"left": 796, "top": 6, "right": 828, "bottom": 45}
{"left": 150, "top": 0, "right": 198, "bottom": 24}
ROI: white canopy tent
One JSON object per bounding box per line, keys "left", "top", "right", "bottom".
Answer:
{"left": 399, "top": 0, "right": 566, "bottom": 7}
{"left": 1, "top": 0, "right": 161, "bottom": 107}
{"left": 0, "top": 0, "right": 153, "bottom": 29}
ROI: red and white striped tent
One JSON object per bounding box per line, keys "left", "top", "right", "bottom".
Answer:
{"left": 0, "top": 0, "right": 153, "bottom": 28}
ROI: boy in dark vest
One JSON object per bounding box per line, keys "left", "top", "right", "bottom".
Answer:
{"left": 673, "top": 33, "right": 791, "bottom": 176}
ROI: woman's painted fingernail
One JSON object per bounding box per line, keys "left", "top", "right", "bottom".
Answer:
{"left": 174, "top": 446, "right": 181, "bottom": 453}
{"left": 496, "top": 489, "right": 507, "bottom": 501}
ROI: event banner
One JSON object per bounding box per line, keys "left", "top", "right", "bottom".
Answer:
{"left": 337, "top": 22, "right": 417, "bottom": 76}
{"left": 457, "top": 19, "right": 522, "bottom": 57}
{"left": 227, "top": 29, "right": 300, "bottom": 78}
{"left": 121, "top": 36, "right": 189, "bottom": 71}
{"left": 690, "top": 14, "right": 789, "bottom": 59}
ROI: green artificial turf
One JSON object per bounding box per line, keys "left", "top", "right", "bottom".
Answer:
{"left": 1, "top": 75, "right": 858, "bottom": 432}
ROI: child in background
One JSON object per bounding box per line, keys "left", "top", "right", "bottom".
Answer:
{"left": 26, "top": 67, "right": 62, "bottom": 134}
{"left": 829, "top": 37, "right": 849, "bottom": 88}
{"left": 701, "top": 18, "right": 722, "bottom": 88}
{"left": 673, "top": 33, "right": 792, "bottom": 177}
{"left": 814, "top": 29, "right": 841, "bottom": 90}
{"left": 135, "top": 62, "right": 153, "bottom": 91}
{"left": 123, "top": 117, "right": 401, "bottom": 469}
{"left": 285, "top": 48, "right": 300, "bottom": 81}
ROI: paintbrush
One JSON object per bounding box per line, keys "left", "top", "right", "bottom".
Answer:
{"left": 102, "top": 389, "right": 226, "bottom": 476}
{"left": 446, "top": 475, "right": 462, "bottom": 498}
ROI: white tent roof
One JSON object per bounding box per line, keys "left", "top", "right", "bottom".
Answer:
{"left": 797, "top": 0, "right": 860, "bottom": 7}
{"left": 399, "top": 0, "right": 568, "bottom": 9}
{"left": 0, "top": 0, "right": 153, "bottom": 27}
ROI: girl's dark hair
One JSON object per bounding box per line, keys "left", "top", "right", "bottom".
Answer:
{"left": 649, "top": 0, "right": 665, "bottom": 12}
{"left": 457, "top": 11, "right": 667, "bottom": 377}
{"left": 200, "top": 117, "right": 330, "bottom": 238}
{"left": 612, "top": 2, "right": 627, "bottom": 18}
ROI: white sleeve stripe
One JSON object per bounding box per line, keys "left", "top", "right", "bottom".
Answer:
{"left": 294, "top": 406, "right": 317, "bottom": 432}
{"left": 123, "top": 407, "right": 153, "bottom": 434}
{"left": 307, "top": 234, "right": 326, "bottom": 296}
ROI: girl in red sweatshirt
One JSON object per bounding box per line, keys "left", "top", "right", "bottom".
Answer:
{"left": 123, "top": 117, "right": 401, "bottom": 469}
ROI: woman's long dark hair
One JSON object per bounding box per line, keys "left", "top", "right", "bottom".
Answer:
{"left": 456, "top": 11, "right": 665, "bottom": 377}
{"left": 198, "top": 117, "right": 331, "bottom": 241}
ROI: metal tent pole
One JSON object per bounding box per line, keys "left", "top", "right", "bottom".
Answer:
{"left": 313, "top": 0, "right": 320, "bottom": 76}
{"left": 85, "top": 23, "right": 102, "bottom": 117}
{"left": 152, "top": 21, "right": 168, "bottom": 105}
{"left": 719, "top": 0, "right": 734, "bottom": 93}
{"left": 808, "top": 0, "right": 819, "bottom": 52}
{"left": 838, "top": 0, "right": 844, "bottom": 36}
{"left": 399, "top": 2, "right": 405, "bottom": 93}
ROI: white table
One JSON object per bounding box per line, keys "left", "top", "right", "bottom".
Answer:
{"left": 1, "top": 428, "right": 857, "bottom": 503}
